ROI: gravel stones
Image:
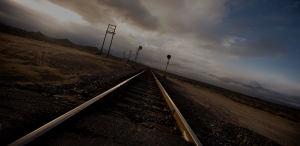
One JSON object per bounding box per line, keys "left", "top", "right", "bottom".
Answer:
{"left": 0, "top": 67, "right": 144, "bottom": 145}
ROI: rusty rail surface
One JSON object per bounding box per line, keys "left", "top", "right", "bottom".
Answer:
{"left": 9, "top": 70, "right": 146, "bottom": 146}
{"left": 151, "top": 70, "right": 203, "bottom": 146}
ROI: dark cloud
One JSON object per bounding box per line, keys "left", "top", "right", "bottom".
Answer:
{"left": 141, "top": 0, "right": 288, "bottom": 59}
{"left": 0, "top": 0, "right": 292, "bottom": 59}
{"left": 48, "top": 0, "right": 159, "bottom": 30}
{"left": 47, "top": 0, "right": 113, "bottom": 24}
{"left": 232, "top": 35, "right": 286, "bottom": 58}
{"left": 177, "top": 58, "right": 194, "bottom": 63}
{"left": 207, "top": 73, "right": 268, "bottom": 92}
{"left": 46, "top": 0, "right": 288, "bottom": 59}
{"left": 0, "top": 1, "right": 57, "bottom": 32}
{"left": 216, "top": 76, "right": 266, "bottom": 91}
{"left": 98, "top": 0, "right": 159, "bottom": 30}
{"left": 230, "top": 18, "right": 254, "bottom": 34}
{"left": 284, "top": 1, "right": 300, "bottom": 8}
{"left": 207, "top": 73, "right": 300, "bottom": 108}
{"left": 142, "top": 0, "right": 185, "bottom": 10}
{"left": 5, "top": 1, "right": 144, "bottom": 52}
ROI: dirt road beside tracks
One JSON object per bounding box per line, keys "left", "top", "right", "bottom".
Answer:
{"left": 166, "top": 76, "right": 300, "bottom": 146}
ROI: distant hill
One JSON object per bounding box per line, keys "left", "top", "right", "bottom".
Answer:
{"left": 0, "top": 22, "right": 99, "bottom": 54}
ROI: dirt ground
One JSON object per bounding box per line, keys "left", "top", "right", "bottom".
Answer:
{"left": 167, "top": 77, "right": 300, "bottom": 146}
{"left": 0, "top": 32, "right": 127, "bottom": 85}
{"left": 0, "top": 32, "right": 145, "bottom": 145}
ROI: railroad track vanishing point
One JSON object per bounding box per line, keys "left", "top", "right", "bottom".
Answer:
{"left": 9, "top": 69, "right": 202, "bottom": 146}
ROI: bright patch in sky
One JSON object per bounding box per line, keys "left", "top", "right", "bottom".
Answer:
{"left": 14, "top": 0, "right": 85, "bottom": 24}
{"left": 222, "top": 36, "right": 246, "bottom": 48}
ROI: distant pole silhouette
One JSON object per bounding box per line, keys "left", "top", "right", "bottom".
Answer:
{"left": 134, "top": 46, "right": 142, "bottom": 66}
{"left": 99, "top": 24, "right": 116, "bottom": 57}
{"left": 100, "top": 24, "right": 109, "bottom": 56}
{"left": 123, "top": 51, "right": 126, "bottom": 58}
{"left": 127, "top": 50, "right": 132, "bottom": 64}
{"left": 106, "top": 32, "right": 115, "bottom": 58}
{"left": 122, "top": 51, "right": 126, "bottom": 62}
{"left": 164, "top": 55, "right": 171, "bottom": 77}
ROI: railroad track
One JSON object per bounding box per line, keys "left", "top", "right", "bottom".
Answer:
{"left": 9, "top": 69, "right": 202, "bottom": 146}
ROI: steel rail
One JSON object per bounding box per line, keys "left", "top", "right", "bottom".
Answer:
{"left": 9, "top": 70, "right": 146, "bottom": 146}
{"left": 151, "top": 70, "right": 203, "bottom": 146}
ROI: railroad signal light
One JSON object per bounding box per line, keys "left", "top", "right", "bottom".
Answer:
{"left": 167, "top": 55, "right": 171, "bottom": 59}
{"left": 134, "top": 46, "right": 143, "bottom": 66}
{"left": 164, "top": 54, "right": 171, "bottom": 77}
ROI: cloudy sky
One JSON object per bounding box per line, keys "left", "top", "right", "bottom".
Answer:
{"left": 1, "top": 0, "right": 299, "bottom": 108}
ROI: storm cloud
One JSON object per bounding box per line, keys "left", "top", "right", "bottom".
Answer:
{"left": 48, "top": 0, "right": 159, "bottom": 30}
{"left": 206, "top": 73, "right": 300, "bottom": 108}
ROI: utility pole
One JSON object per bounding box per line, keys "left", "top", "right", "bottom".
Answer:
{"left": 122, "top": 51, "right": 126, "bottom": 62}
{"left": 100, "top": 24, "right": 108, "bottom": 56}
{"left": 123, "top": 51, "right": 126, "bottom": 58}
{"left": 99, "top": 24, "right": 116, "bottom": 57}
{"left": 127, "top": 50, "right": 132, "bottom": 64}
{"left": 164, "top": 55, "right": 171, "bottom": 77}
{"left": 134, "top": 46, "right": 142, "bottom": 66}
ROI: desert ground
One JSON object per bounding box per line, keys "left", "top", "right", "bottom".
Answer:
{"left": 0, "top": 32, "right": 145, "bottom": 144}
{"left": 156, "top": 72, "right": 300, "bottom": 146}
{"left": 0, "top": 33, "right": 125, "bottom": 84}
{"left": 1, "top": 27, "right": 299, "bottom": 145}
